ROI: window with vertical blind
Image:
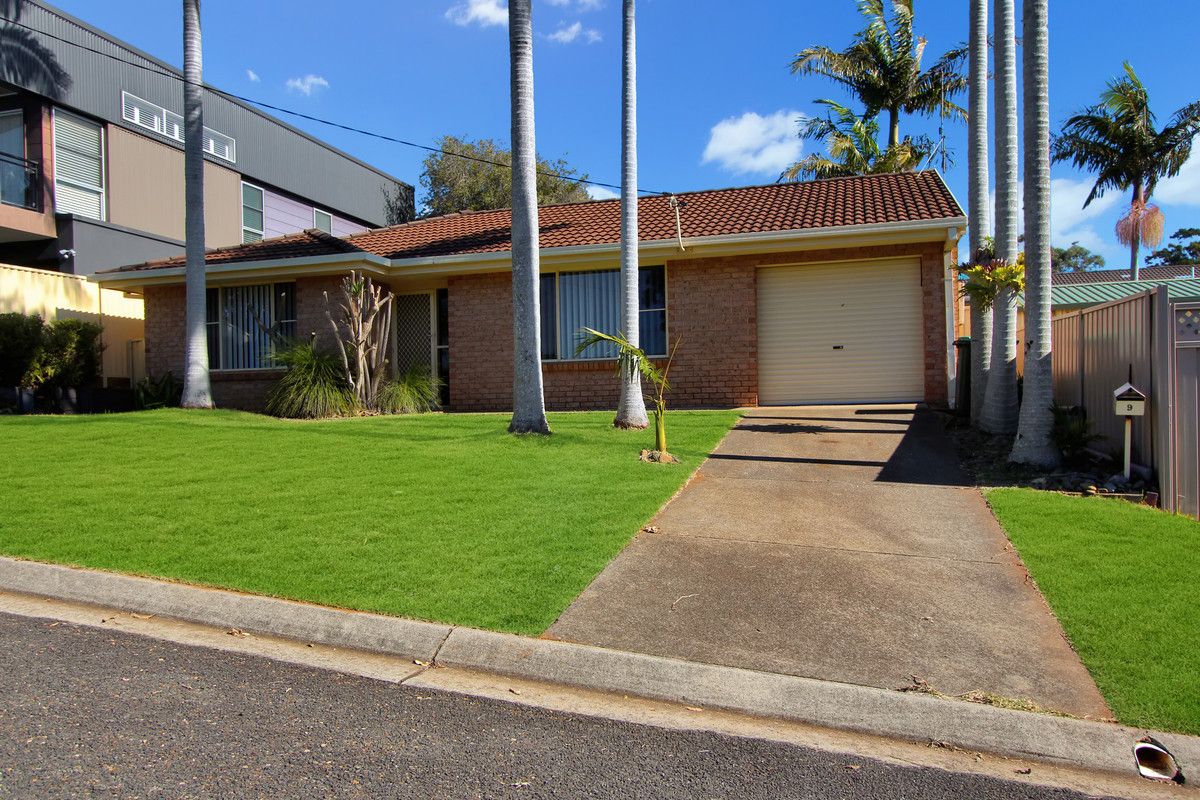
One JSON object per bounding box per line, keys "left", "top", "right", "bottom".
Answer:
{"left": 540, "top": 266, "right": 666, "bottom": 360}
{"left": 241, "top": 182, "right": 264, "bottom": 243}
{"left": 205, "top": 283, "right": 296, "bottom": 370}
{"left": 53, "top": 110, "right": 105, "bottom": 220}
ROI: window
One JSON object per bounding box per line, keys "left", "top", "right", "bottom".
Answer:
{"left": 313, "top": 209, "right": 333, "bottom": 234}
{"left": 205, "top": 283, "right": 296, "bottom": 370}
{"left": 121, "top": 92, "right": 236, "bottom": 163}
{"left": 203, "top": 128, "right": 236, "bottom": 162}
{"left": 53, "top": 110, "right": 105, "bottom": 220}
{"left": 241, "top": 182, "right": 264, "bottom": 243}
{"left": 542, "top": 266, "right": 667, "bottom": 360}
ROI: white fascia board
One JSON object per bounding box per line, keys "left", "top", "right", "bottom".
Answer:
{"left": 388, "top": 217, "right": 968, "bottom": 277}
{"left": 90, "top": 252, "right": 389, "bottom": 288}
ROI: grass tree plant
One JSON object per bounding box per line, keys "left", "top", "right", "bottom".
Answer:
{"left": 576, "top": 328, "right": 679, "bottom": 461}
{"left": 323, "top": 271, "right": 395, "bottom": 410}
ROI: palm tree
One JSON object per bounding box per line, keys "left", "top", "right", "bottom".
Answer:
{"left": 978, "top": 0, "right": 1019, "bottom": 435}
{"left": 780, "top": 100, "right": 933, "bottom": 181}
{"left": 1011, "top": 0, "right": 1058, "bottom": 466}
{"left": 614, "top": 0, "right": 648, "bottom": 430}
{"left": 179, "top": 0, "right": 212, "bottom": 409}
{"left": 966, "top": 0, "right": 990, "bottom": 426}
{"left": 1052, "top": 63, "right": 1200, "bottom": 280}
{"left": 791, "top": 0, "right": 966, "bottom": 150}
{"left": 507, "top": 0, "right": 550, "bottom": 434}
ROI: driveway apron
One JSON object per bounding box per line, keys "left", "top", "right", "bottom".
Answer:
{"left": 547, "top": 405, "right": 1110, "bottom": 719}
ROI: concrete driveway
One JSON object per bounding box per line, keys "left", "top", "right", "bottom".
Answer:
{"left": 547, "top": 405, "right": 1110, "bottom": 720}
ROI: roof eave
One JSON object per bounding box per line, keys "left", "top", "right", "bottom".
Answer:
{"left": 89, "top": 251, "right": 391, "bottom": 290}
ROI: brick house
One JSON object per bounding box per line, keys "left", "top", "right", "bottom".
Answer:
{"left": 93, "top": 172, "right": 966, "bottom": 412}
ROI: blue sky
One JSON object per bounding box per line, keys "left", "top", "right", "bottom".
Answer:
{"left": 50, "top": 0, "right": 1200, "bottom": 266}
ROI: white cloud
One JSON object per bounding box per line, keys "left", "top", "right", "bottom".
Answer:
{"left": 1153, "top": 138, "right": 1200, "bottom": 206}
{"left": 549, "top": 21, "right": 582, "bottom": 43}
{"left": 986, "top": 176, "right": 1124, "bottom": 263}
{"left": 246, "top": 68, "right": 260, "bottom": 83}
{"left": 285, "top": 74, "right": 329, "bottom": 96}
{"left": 546, "top": 21, "right": 598, "bottom": 44}
{"left": 446, "top": 0, "right": 507, "bottom": 27}
{"left": 701, "top": 110, "right": 803, "bottom": 176}
{"left": 586, "top": 185, "right": 619, "bottom": 200}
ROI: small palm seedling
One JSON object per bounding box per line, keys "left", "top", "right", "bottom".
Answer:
{"left": 576, "top": 328, "right": 680, "bottom": 461}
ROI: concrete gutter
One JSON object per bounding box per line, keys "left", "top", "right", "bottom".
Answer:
{"left": 1, "top": 555, "right": 1196, "bottom": 785}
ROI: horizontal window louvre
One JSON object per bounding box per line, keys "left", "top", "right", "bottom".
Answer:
{"left": 54, "top": 147, "right": 102, "bottom": 186}
{"left": 203, "top": 128, "right": 235, "bottom": 162}
{"left": 121, "top": 91, "right": 167, "bottom": 135}
{"left": 164, "top": 110, "right": 183, "bottom": 141}
{"left": 54, "top": 182, "right": 102, "bottom": 218}
{"left": 118, "top": 92, "right": 235, "bottom": 162}
{"left": 54, "top": 111, "right": 104, "bottom": 220}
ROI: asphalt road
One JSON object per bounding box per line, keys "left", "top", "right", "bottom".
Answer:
{"left": 0, "top": 612, "right": 1116, "bottom": 800}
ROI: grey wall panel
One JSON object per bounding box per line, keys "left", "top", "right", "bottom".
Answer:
{"left": 6, "top": 2, "right": 410, "bottom": 227}
{"left": 60, "top": 215, "right": 184, "bottom": 275}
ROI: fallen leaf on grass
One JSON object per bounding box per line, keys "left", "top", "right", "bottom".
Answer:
{"left": 226, "top": 628, "right": 250, "bottom": 638}
{"left": 685, "top": 706, "right": 703, "bottom": 712}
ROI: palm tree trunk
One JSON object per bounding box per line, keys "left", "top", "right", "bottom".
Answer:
{"left": 1130, "top": 182, "right": 1144, "bottom": 280}
{"left": 980, "top": 0, "right": 1020, "bottom": 435}
{"left": 888, "top": 107, "right": 900, "bottom": 149}
{"left": 967, "top": 0, "right": 991, "bottom": 425}
{"left": 180, "top": 0, "right": 212, "bottom": 409}
{"left": 507, "top": 0, "right": 550, "bottom": 435}
{"left": 1011, "top": 0, "right": 1059, "bottom": 466}
{"left": 614, "top": 0, "right": 649, "bottom": 430}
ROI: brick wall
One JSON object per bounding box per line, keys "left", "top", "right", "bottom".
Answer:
{"left": 141, "top": 240, "right": 954, "bottom": 413}
{"left": 446, "top": 258, "right": 758, "bottom": 412}
{"left": 142, "top": 275, "right": 369, "bottom": 411}
{"left": 143, "top": 284, "right": 185, "bottom": 378}
{"left": 444, "top": 240, "right": 949, "bottom": 412}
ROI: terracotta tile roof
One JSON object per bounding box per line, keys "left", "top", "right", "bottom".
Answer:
{"left": 345, "top": 171, "right": 961, "bottom": 260}
{"left": 101, "top": 172, "right": 963, "bottom": 274}
{"left": 97, "top": 229, "right": 366, "bottom": 273}
{"left": 1052, "top": 265, "right": 1199, "bottom": 285}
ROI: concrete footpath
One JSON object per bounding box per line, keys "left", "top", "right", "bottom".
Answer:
{"left": 0, "top": 555, "right": 1196, "bottom": 787}
{"left": 548, "top": 405, "right": 1110, "bottom": 720}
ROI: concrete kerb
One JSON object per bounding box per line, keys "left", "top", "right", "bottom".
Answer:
{"left": 1, "top": 555, "right": 1196, "bottom": 785}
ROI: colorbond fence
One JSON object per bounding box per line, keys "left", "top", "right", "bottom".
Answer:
{"left": 1050, "top": 287, "right": 1198, "bottom": 515}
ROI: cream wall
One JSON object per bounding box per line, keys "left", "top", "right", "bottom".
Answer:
{"left": 0, "top": 263, "right": 144, "bottom": 382}
{"left": 106, "top": 126, "right": 242, "bottom": 248}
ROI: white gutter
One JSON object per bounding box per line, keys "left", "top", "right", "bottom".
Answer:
{"left": 91, "top": 251, "right": 389, "bottom": 288}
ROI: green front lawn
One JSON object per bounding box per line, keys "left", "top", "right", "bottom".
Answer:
{"left": 0, "top": 409, "right": 739, "bottom": 635}
{"left": 987, "top": 488, "right": 1200, "bottom": 735}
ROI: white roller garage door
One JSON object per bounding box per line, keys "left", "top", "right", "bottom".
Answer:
{"left": 758, "top": 258, "right": 925, "bottom": 404}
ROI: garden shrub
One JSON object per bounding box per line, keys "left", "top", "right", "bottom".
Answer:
{"left": 0, "top": 312, "right": 45, "bottom": 387}
{"left": 134, "top": 372, "right": 182, "bottom": 410}
{"left": 376, "top": 366, "right": 442, "bottom": 414}
{"left": 266, "top": 339, "right": 355, "bottom": 419}
{"left": 28, "top": 318, "right": 104, "bottom": 388}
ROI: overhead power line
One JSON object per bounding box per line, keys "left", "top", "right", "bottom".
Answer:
{"left": 0, "top": 13, "right": 671, "bottom": 196}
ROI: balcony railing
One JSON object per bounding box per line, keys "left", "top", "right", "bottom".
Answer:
{"left": 0, "top": 151, "right": 42, "bottom": 212}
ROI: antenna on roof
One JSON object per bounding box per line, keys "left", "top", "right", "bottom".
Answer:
{"left": 667, "top": 195, "right": 687, "bottom": 251}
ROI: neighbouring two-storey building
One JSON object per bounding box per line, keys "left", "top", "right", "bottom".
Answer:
{"left": 0, "top": 0, "right": 411, "bottom": 385}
